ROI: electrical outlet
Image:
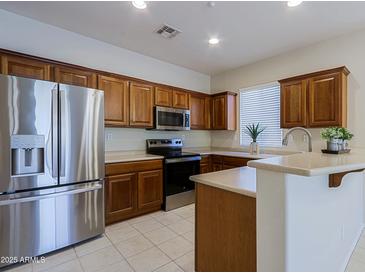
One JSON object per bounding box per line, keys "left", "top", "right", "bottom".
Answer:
{"left": 303, "top": 134, "right": 308, "bottom": 143}
{"left": 341, "top": 225, "right": 345, "bottom": 240}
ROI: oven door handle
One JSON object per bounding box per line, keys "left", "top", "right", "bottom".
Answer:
{"left": 165, "top": 156, "right": 201, "bottom": 164}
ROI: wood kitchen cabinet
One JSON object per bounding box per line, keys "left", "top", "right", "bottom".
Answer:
{"left": 173, "top": 89, "right": 190, "bottom": 109}
{"left": 105, "top": 159, "right": 163, "bottom": 224}
{"left": 1, "top": 54, "right": 51, "bottom": 80}
{"left": 211, "top": 92, "right": 237, "bottom": 130}
{"left": 137, "top": 170, "right": 163, "bottom": 210}
{"left": 129, "top": 82, "right": 154, "bottom": 128}
{"left": 200, "top": 155, "right": 211, "bottom": 174}
{"left": 280, "top": 66, "right": 349, "bottom": 128}
{"left": 207, "top": 155, "right": 251, "bottom": 172}
{"left": 105, "top": 173, "right": 137, "bottom": 222}
{"left": 190, "top": 93, "right": 211, "bottom": 129}
{"left": 54, "top": 65, "right": 97, "bottom": 88}
{"left": 308, "top": 72, "right": 347, "bottom": 127}
{"left": 155, "top": 86, "right": 173, "bottom": 107}
{"left": 280, "top": 80, "right": 307, "bottom": 128}
{"left": 98, "top": 75, "right": 129, "bottom": 127}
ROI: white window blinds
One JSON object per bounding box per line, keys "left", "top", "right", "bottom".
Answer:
{"left": 239, "top": 83, "right": 282, "bottom": 147}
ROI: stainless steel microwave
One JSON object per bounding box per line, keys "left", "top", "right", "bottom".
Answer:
{"left": 154, "top": 106, "right": 190, "bottom": 131}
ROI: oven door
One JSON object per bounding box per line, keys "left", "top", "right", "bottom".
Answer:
{"left": 155, "top": 106, "right": 190, "bottom": 130}
{"left": 164, "top": 156, "right": 200, "bottom": 210}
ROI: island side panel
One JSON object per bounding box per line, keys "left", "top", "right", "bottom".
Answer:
{"left": 195, "top": 183, "right": 256, "bottom": 271}
{"left": 256, "top": 169, "right": 364, "bottom": 271}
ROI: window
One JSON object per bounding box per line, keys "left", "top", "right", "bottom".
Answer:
{"left": 240, "top": 82, "right": 282, "bottom": 147}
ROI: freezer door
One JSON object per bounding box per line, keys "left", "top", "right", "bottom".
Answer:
{"left": 0, "top": 75, "right": 58, "bottom": 193}
{"left": 0, "top": 181, "right": 104, "bottom": 267}
{"left": 59, "top": 84, "right": 104, "bottom": 185}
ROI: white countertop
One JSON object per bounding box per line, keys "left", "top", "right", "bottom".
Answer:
{"left": 248, "top": 149, "right": 365, "bottom": 176}
{"left": 105, "top": 150, "right": 164, "bottom": 164}
{"left": 190, "top": 167, "right": 256, "bottom": 198}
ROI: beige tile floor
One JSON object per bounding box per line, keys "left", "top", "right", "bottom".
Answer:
{"left": 4, "top": 204, "right": 195, "bottom": 272}
{"left": 5, "top": 202, "right": 365, "bottom": 272}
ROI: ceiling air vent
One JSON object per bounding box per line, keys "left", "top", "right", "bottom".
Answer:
{"left": 155, "top": 24, "right": 181, "bottom": 39}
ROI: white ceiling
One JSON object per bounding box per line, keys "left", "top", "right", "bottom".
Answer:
{"left": 1, "top": 1, "right": 365, "bottom": 75}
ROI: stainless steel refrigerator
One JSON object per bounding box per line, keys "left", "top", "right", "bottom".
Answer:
{"left": 0, "top": 74, "right": 105, "bottom": 267}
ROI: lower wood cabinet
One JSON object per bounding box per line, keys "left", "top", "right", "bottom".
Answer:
{"left": 106, "top": 173, "right": 137, "bottom": 222}
{"left": 105, "top": 159, "right": 163, "bottom": 224}
{"left": 201, "top": 155, "right": 251, "bottom": 173}
{"left": 199, "top": 155, "right": 211, "bottom": 174}
{"left": 138, "top": 170, "right": 163, "bottom": 210}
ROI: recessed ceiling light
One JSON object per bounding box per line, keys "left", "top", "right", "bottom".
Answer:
{"left": 287, "top": 0, "right": 303, "bottom": 7}
{"left": 208, "top": 38, "right": 219, "bottom": 45}
{"left": 132, "top": 0, "right": 147, "bottom": 9}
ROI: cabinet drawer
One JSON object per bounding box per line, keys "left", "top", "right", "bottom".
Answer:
{"left": 105, "top": 160, "right": 163, "bottom": 176}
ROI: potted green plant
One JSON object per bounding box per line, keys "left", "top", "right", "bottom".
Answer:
{"left": 320, "top": 127, "right": 353, "bottom": 151}
{"left": 244, "top": 123, "right": 266, "bottom": 154}
{"left": 338, "top": 127, "right": 354, "bottom": 150}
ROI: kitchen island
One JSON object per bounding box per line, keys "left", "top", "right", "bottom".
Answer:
{"left": 191, "top": 150, "right": 365, "bottom": 272}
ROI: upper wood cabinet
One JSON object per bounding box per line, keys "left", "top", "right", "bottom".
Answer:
{"left": 280, "top": 67, "right": 349, "bottom": 128}
{"left": 155, "top": 86, "right": 173, "bottom": 107}
{"left": 190, "top": 93, "right": 211, "bottom": 130}
{"left": 280, "top": 80, "right": 307, "bottom": 128}
{"left": 308, "top": 72, "right": 345, "bottom": 127}
{"left": 1, "top": 55, "right": 51, "bottom": 80}
{"left": 173, "top": 89, "right": 190, "bottom": 109}
{"left": 129, "top": 82, "right": 154, "bottom": 128}
{"left": 54, "top": 65, "right": 97, "bottom": 88}
{"left": 98, "top": 75, "right": 129, "bottom": 127}
{"left": 211, "top": 92, "right": 237, "bottom": 130}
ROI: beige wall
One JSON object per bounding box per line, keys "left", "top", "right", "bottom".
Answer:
{"left": 211, "top": 28, "right": 365, "bottom": 151}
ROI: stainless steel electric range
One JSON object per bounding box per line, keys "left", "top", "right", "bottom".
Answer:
{"left": 146, "top": 139, "right": 201, "bottom": 211}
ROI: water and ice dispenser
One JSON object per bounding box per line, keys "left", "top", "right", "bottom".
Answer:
{"left": 11, "top": 135, "right": 45, "bottom": 177}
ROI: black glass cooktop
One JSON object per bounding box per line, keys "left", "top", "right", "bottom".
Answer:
{"left": 149, "top": 151, "right": 200, "bottom": 159}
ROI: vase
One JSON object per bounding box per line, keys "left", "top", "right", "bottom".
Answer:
{"left": 249, "top": 141, "right": 260, "bottom": 155}
{"left": 327, "top": 138, "right": 340, "bottom": 151}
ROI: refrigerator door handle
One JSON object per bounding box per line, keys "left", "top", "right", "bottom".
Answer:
{"left": 0, "top": 183, "right": 102, "bottom": 206}
{"left": 59, "top": 89, "right": 66, "bottom": 178}
{"left": 52, "top": 88, "right": 58, "bottom": 178}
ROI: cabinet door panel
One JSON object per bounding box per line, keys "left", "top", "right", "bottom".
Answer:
{"left": 1, "top": 55, "right": 51, "bottom": 80}
{"left": 130, "top": 82, "right": 154, "bottom": 127}
{"left": 190, "top": 95, "right": 207, "bottom": 129}
{"left": 308, "top": 73, "right": 340, "bottom": 127}
{"left": 212, "top": 95, "right": 227, "bottom": 129}
{"left": 54, "top": 66, "right": 97, "bottom": 88}
{"left": 280, "top": 80, "right": 307, "bottom": 128}
{"left": 138, "top": 170, "right": 163, "bottom": 210}
{"left": 106, "top": 173, "right": 137, "bottom": 223}
{"left": 98, "top": 75, "right": 129, "bottom": 126}
{"left": 155, "top": 86, "right": 173, "bottom": 107}
{"left": 173, "top": 90, "right": 189, "bottom": 109}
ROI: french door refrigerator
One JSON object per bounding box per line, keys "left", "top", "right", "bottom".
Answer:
{"left": 0, "top": 74, "right": 105, "bottom": 267}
